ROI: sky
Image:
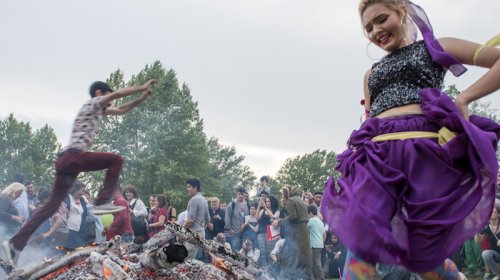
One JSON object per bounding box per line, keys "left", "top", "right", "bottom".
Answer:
{"left": 1, "top": 0, "right": 499, "bottom": 178}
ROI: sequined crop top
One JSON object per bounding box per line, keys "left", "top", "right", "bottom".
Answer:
{"left": 368, "top": 40, "right": 446, "bottom": 117}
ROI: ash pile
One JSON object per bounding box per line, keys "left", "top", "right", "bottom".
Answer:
{"left": 1, "top": 224, "right": 272, "bottom": 280}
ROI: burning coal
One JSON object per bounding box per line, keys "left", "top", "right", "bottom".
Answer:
{"left": 1, "top": 224, "right": 273, "bottom": 280}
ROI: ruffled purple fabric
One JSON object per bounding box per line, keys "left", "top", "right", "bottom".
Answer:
{"left": 321, "top": 88, "right": 500, "bottom": 272}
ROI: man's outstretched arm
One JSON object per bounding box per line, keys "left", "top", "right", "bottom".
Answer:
{"left": 102, "top": 79, "right": 155, "bottom": 115}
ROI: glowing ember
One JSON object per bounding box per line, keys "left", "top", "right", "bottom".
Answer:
{"left": 39, "top": 266, "right": 71, "bottom": 280}
{"left": 102, "top": 264, "right": 112, "bottom": 278}
{"left": 211, "top": 257, "right": 231, "bottom": 274}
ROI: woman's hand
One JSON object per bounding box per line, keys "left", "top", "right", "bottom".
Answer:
{"left": 455, "top": 94, "right": 470, "bottom": 120}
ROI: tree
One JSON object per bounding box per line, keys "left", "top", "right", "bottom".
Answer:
{"left": 276, "top": 149, "right": 337, "bottom": 194}
{"left": 0, "top": 114, "right": 60, "bottom": 187}
{"left": 444, "top": 85, "right": 500, "bottom": 162}
{"left": 205, "top": 137, "right": 256, "bottom": 203}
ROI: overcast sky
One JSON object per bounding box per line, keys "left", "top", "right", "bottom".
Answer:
{"left": 1, "top": 0, "right": 499, "bottom": 177}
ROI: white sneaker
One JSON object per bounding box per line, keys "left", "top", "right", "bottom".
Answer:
{"left": 2, "top": 240, "right": 20, "bottom": 265}
{"left": 91, "top": 203, "right": 125, "bottom": 215}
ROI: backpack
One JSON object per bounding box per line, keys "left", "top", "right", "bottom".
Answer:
{"left": 130, "top": 199, "right": 147, "bottom": 237}
{"left": 63, "top": 195, "right": 96, "bottom": 243}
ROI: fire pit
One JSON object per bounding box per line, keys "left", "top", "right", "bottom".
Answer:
{"left": 1, "top": 224, "right": 273, "bottom": 280}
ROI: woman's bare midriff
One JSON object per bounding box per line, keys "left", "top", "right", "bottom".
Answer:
{"left": 375, "top": 104, "right": 422, "bottom": 118}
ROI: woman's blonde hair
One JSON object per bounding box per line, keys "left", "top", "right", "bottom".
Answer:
{"left": 1, "top": 182, "right": 26, "bottom": 199}
{"left": 358, "top": 0, "right": 406, "bottom": 17}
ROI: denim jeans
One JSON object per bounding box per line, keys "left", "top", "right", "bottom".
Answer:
{"left": 226, "top": 234, "right": 242, "bottom": 252}
{"left": 482, "top": 249, "right": 500, "bottom": 274}
{"left": 11, "top": 150, "right": 123, "bottom": 251}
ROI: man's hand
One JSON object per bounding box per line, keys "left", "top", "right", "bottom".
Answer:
{"left": 271, "top": 255, "right": 277, "bottom": 263}
{"left": 144, "top": 79, "right": 156, "bottom": 89}
{"left": 142, "top": 79, "right": 156, "bottom": 94}
{"left": 12, "top": 215, "right": 23, "bottom": 223}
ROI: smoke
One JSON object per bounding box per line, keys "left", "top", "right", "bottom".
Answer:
{"left": 0, "top": 221, "right": 65, "bottom": 276}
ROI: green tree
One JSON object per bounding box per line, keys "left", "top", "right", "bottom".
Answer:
{"left": 82, "top": 61, "right": 210, "bottom": 210}
{"left": 276, "top": 149, "right": 337, "bottom": 194}
{"left": 205, "top": 137, "right": 256, "bottom": 203}
{"left": 444, "top": 85, "right": 500, "bottom": 161}
{"left": 0, "top": 114, "right": 60, "bottom": 186}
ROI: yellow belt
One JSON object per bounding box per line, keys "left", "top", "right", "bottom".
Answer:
{"left": 372, "top": 127, "right": 457, "bottom": 146}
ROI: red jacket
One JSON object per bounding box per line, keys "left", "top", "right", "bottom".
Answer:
{"left": 106, "top": 197, "right": 133, "bottom": 240}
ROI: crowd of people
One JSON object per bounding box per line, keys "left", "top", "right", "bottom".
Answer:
{"left": 0, "top": 175, "right": 346, "bottom": 279}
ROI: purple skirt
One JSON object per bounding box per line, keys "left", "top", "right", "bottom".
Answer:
{"left": 321, "top": 88, "right": 500, "bottom": 273}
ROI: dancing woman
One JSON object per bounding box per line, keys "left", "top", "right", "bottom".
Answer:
{"left": 321, "top": 0, "right": 500, "bottom": 278}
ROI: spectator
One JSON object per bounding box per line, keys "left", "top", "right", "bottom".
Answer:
{"left": 257, "top": 176, "right": 271, "bottom": 197}
{"left": 260, "top": 191, "right": 269, "bottom": 199}
{"left": 302, "top": 190, "right": 313, "bottom": 206}
{"left": 147, "top": 194, "right": 157, "bottom": 213}
{"left": 147, "top": 194, "right": 169, "bottom": 239}
{"left": 214, "top": 232, "right": 232, "bottom": 251}
{"left": 270, "top": 237, "right": 295, "bottom": 279}
{"left": 0, "top": 183, "right": 26, "bottom": 239}
{"left": 463, "top": 237, "right": 483, "bottom": 277}
{"left": 14, "top": 190, "right": 29, "bottom": 225}
{"left": 52, "top": 203, "right": 70, "bottom": 247}
{"left": 105, "top": 187, "right": 134, "bottom": 242}
{"left": 239, "top": 238, "right": 260, "bottom": 264}
{"left": 25, "top": 182, "right": 39, "bottom": 211}
{"left": 313, "top": 192, "right": 323, "bottom": 209}
{"left": 166, "top": 196, "right": 177, "bottom": 224}
{"left": 219, "top": 201, "right": 227, "bottom": 212}
{"left": 257, "top": 195, "right": 280, "bottom": 267}
{"left": 184, "top": 178, "right": 210, "bottom": 260}
{"left": 63, "top": 181, "right": 91, "bottom": 249}
{"left": 323, "top": 232, "right": 346, "bottom": 279}
{"left": 29, "top": 189, "right": 64, "bottom": 251}
{"left": 307, "top": 205, "right": 325, "bottom": 280}
{"left": 273, "top": 186, "right": 313, "bottom": 279}
{"left": 241, "top": 203, "right": 259, "bottom": 245}
{"left": 123, "top": 185, "right": 147, "bottom": 240}
{"left": 177, "top": 210, "right": 188, "bottom": 227}
{"left": 477, "top": 204, "right": 500, "bottom": 280}
{"left": 30, "top": 189, "right": 51, "bottom": 243}
{"left": 206, "top": 197, "right": 225, "bottom": 240}
{"left": 224, "top": 187, "right": 248, "bottom": 251}
{"left": 81, "top": 189, "right": 104, "bottom": 244}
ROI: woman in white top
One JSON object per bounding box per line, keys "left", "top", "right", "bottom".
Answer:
{"left": 123, "top": 185, "right": 148, "bottom": 239}
{"left": 123, "top": 185, "right": 147, "bottom": 217}
{"left": 64, "top": 181, "right": 88, "bottom": 249}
